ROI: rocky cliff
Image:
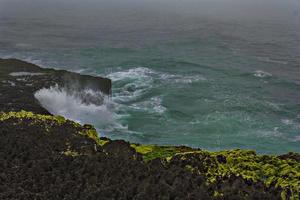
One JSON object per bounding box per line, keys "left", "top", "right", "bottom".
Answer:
{"left": 0, "top": 58, "right": 111, "bottom": 114}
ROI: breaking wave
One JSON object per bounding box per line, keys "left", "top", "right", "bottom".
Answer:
{"left": 34, "top": 85, "right": 126, "bottom": 133}
{"left": 33, "top": 66, "right": 198, "bottom": 137}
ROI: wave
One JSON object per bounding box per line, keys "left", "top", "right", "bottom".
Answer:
{"left": 106, "top": 67, "right": 206, "bottom": 115}
{"left": 160, "top": 73, "right": 207, "bottom": 83}
{"left": 130, "top": 96, "right": 167, "bottom": 115}
{"left": 281, "top": 118, "right": 300, "bottom": 129}
{"left": 256, "top": 56, "right": 288, "bottom": 65}
{"left": 107, "top": 67, "right": 155, "bottom": 103}
{"left": 107, "top": 67, "right": 206, "bottom": 100}
{"left": 107, "top": 67, "right": 166, "bottom": 115}
{"left": 34, "top": 85, "right": 126, "bottom": 134}
{"left": 253, "top": 70, "right": 272, "bottom": 78}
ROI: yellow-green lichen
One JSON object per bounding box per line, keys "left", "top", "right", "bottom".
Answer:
{"left": 62, "top": 149, "right": 79, "bottom": 157}
{"left": 1, "top": 111, "right": 299, "bottom": 199}
{"left": 0, "top": 110, "right": 67, "bottom": 125}
{"left": 61, "top": 142, "right": 80, "bottom": 157}
{"left": 213, "top": 191, "right": 224, "bottom": 198}
{"left": 79, "top": 125, "right": 109, "bottom": 147}
{"left": 0, "top": 111, "right": 108, "bottom": 147}
{"left": 176, "top": 149, "right": 300, "bottom": 200}
{"left": 130, "top": 143, "right": 197, "bottom": 162}
{"left": 127, "top": 147, "right": 299, "bottom": 200}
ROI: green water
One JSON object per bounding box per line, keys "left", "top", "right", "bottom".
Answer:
{"left": 1, "top": 0, "right": 300, "bottom": 154}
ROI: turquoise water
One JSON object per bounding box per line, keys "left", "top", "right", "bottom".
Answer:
{"left": 1, "top": 0, "right": 300, "bottom": 154}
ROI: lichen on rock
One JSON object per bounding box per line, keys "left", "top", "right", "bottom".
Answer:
{"left": 0, "top": 110, "right": 67, "bottom": 124}
{"left": 130, "top": 141, "right": 300, "bottom": 199}
{"left": 0, "top": 110, "right": 299, "bottom": 199}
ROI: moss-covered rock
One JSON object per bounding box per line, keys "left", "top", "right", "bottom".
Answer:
{"left": 0, "top": 111, "right": 298, "bottom": 199}
{"left": 130, "top": 143, "right": 197, "bottom": 162}
{"left": 0, "top": 110, "right": 67, "bottom": 124}
{"left": 131, "top": 142, "right": 300, "bottom": 200}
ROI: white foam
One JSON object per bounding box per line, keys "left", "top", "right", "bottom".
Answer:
{"left": 108, "top": 67, "right": 206, "bottom": 85}
{"left": 105, "top": 67, "right": 169, "bottom": 122}
{"left": 253, "top": 70, "right": 272, "bottom": 78}
{"left": 257, "top": 57, "right": 288, "bottom": 65}
{"left": 131, "top": 96, "right": 167, "bottom": 114}
{"left": 107, "top": 67, "right": 155, "bottom": 103}
{"left": 2, "top": 80, "right": 16, "bottom": 86}
{"left": 10, "top": 72, "right": 45, "bottom": 76}
{"left": 281, "top": 118, "right": 300, "bottom": 129}
{"left": 257, "top": 128, "right": 284, "bottom": 138}
{"left": 107, "top": 67, "right": 206, "bottom": 103}
{"left": 107, "top": 67, "right": 155, "bottom": 82}
{"left": 173, "top": 75, "right": 207, "bottom": 83}
{"left": 292, "top": 135, "right": 300, "bottom": 142}
{"left": 34, "top": 85, "right": 126, "bottom": 132}
{"left": 281, "top": 119, "right": 294, "bottom": 125}
{"left": 8, "top": 81, "right": 16, "bottom": 86}
{"left": 150, "top": 97, "right": 167, "bottom": 114}
{"left": 106, "top": 67, "right": 205, "bottom": 117}
{"left": 158, "top": 71, "right": 206, "bottom": 83}
{"left": 16, "top": 78, "right": 27, "bottom": 82}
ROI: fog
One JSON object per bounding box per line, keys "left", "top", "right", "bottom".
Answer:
{"left": 0, "top": 0, "right": 299, "bottom": 53}
{"left": 0, "top": 0, "right": 299, "bottom": 22}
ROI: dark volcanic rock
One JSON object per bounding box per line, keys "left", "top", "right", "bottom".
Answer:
{"left": 278, "top": 152, "right": 300, "bottom": 162}
{"left": 0, "top": 114, "right": 212, "bottom": 200}
{"left": 0, "top": 112, "right": 288, "bottom": 200}
{"left": 0, "top": 58, "right": 111, "bottom": 114}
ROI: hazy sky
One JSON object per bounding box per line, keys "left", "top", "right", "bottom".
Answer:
{"left": 0, "top": 0, "right": 299, "bottom": 21}
{"left": 0, "top": 0, "right": 299, "bottom": 50}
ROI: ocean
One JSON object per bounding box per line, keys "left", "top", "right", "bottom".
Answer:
{"left": 1, "top": 0, "right": 300, "bottom": 154}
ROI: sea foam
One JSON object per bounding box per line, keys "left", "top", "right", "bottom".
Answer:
{"left": 253, "top": 70, "right": 272, "bottom": 78}
{"left": 105, "top": 67, "right": 206, "bottom": 116}
{"left": 9, "top": 72, "right": 45, "bottom": 76}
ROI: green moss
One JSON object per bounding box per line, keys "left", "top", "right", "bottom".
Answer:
{"left": 130, "top": 143, "right": 198, "bottom": 162}
{"left": 131, "top": 144, "right": 154, "bottom": 154}
{"left": 79, "top": 124, "right": 109, "bottom": 147}
{"left": 185, "top": 165, "right": 197, "bottom": 173}
{"left": 0, "top": 110, "right": 67, "bottom": 125}
{"left": 0, "top": 111, "right": 108, "bottom": 147}
{"left": 213, "top": 191, "right": 224, "bottom": 198}
{"left": 175, "top": 149, "right": 300, "bottom": 200}
{"left": 1, "top": 111, "right": 299, "bottom": 199}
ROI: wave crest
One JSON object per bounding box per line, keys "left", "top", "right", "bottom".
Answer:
{"left": 253, "top": 70, "right": 272, "bottom": 78}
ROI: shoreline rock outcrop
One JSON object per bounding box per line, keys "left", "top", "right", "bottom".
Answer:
{"left": 0, "top": 58, "right": 111, "bottom": 114}
{"left": 1, "top": 111, "right": 299, "bottom": 199}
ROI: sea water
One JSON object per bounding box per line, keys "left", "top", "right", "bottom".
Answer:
{"left": 1, "top": 0, "right": 300, "bottom": 154}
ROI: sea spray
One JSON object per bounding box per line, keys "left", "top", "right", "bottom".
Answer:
{"left": 34, "top": 85, "right": 125, "bottom": 132}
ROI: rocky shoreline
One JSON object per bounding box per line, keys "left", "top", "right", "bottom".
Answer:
{"left": 0, "top": 59, "right": 299, "bottom": 199}
{"left": 0, "top": 58, "right": 111, "bottom": 114}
